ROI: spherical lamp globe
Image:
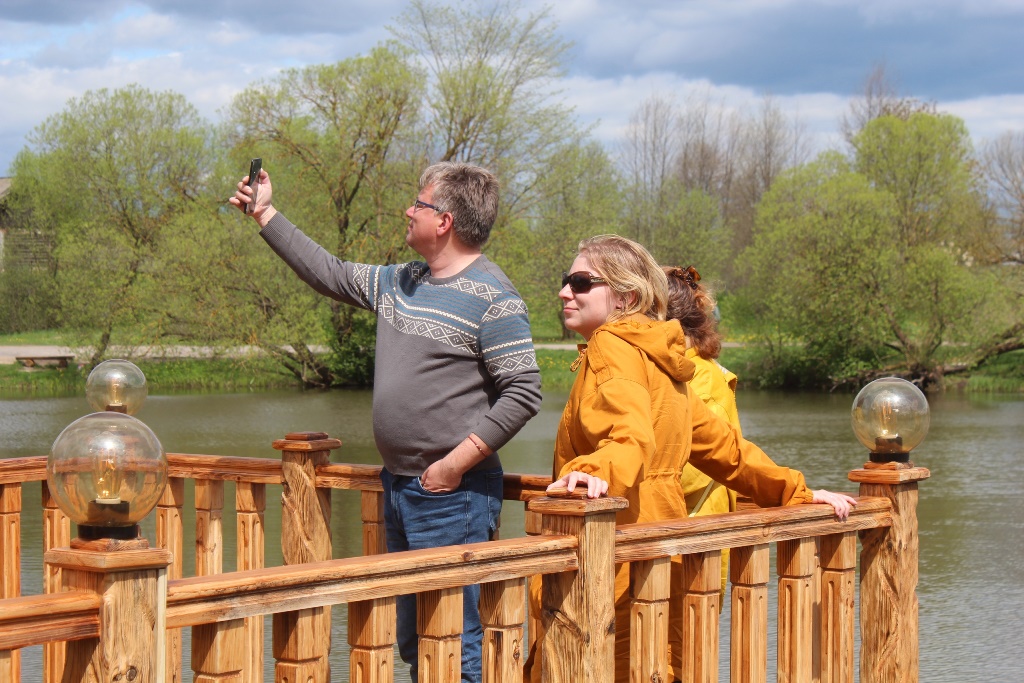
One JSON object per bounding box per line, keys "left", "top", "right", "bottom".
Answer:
{"left": 851, "top": 377, "right": 930, "bottom": 463}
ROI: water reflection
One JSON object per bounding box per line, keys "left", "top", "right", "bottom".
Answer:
{"left": 2, "top": 388, "right": 1021, "bottom": 681}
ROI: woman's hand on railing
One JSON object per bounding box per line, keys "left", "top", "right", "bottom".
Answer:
{"left": 812, "top": 489, "right": 858, "bottom": 521}
{"left": 546, "top": 471, "right": 609, "bottom": 499}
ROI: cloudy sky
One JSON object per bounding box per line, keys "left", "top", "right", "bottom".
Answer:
{"left": 1, "top": 0, "right": 1022, "bottom": 176}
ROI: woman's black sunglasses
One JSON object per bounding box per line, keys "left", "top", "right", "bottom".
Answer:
{"left": 562, "top": 271, "right": 607, "bottom": 294}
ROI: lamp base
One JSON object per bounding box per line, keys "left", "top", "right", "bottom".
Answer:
{"left": 868, "top": 451, "right": 911, "bottom": 464}
{"left": 71, "top": 524, "right": 149, "bottom": 552}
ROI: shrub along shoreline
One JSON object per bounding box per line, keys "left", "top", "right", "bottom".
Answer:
{"left": 2, "top": 347, "right": 1021, "bottom": 397}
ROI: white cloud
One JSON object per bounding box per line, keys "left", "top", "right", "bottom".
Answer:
{"left": 0, "top": 0, "right": 1021, "bottom": 175}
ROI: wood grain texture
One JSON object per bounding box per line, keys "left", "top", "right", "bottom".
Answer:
{"left": 0, "top": 483, "right": 22, "bottom": 683}
{"left": 629, "top": 558, "right": 670, "bottom": 683}
{"left": 236, "top": 482, "right": 265, "bottom": 683}
{"left": 0, "top": 591, "right": 100, "bottom": 650}
{"left": 539, "top": 502, "right": 618, "bottom": 683}
{"left": 480, "top": 579, "right": 525, "bottom": 683}
{"left": 614, "top": 498, "right": 890, "bottom": 562}
{"left": 195, "top": 479, "right": 224, "bottom": 578}
{"left": 730, "top": 545, "right": 768, "bottom": 683}
{"left": 361, "top": 490, "right": 386, "bottom": 557}
{"left": 166, "top": 535, "right": 577, "bottom": 629}
{"left": 192, "top": 618, "right": 245, "bottom": 683}
{"left": 348, "top": 598, "right": 396, "bottom": 683}
{"left": 59, "top": 549, "right": 170, "bottom": 683}
{"left": 418, "top": 588, "right": 463, "bottom": 683}
{"left": 42, "top": 481, "right": 71, "bottom": 683}
{"left": 777, "top": 538, "right": 815, "bottom": 683}
{"left": 847, "top": 467, "right": 930, "bottom": 485}
{"left": 276, "top": 438, "right": 334, "bottom": 683}
{"left": 819, "top": 533, "right": 856, "bottom": 683}
{"left": 500, "top": 473, "right": 552, "bottom": 502}
{"left": 0, "top": 456, "right": 46, "bottom": 485}
{"left": 681, "top": 552, "right": 721, "bottom": 683}
{"left": 858, "top": 481, "right": 921, "bottom": 683}
{"left": 157, "top": 477, "right": 185, "bottom": 683}
{"left": 349, "top": 489, "right": 393, "bottom": 683}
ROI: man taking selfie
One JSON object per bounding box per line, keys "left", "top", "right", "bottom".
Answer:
{"left": 231, "top": 161, "right": 542, "bottom": 683}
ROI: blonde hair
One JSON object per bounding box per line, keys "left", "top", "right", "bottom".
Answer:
{"left": 578, "top": 235, "right": 667, "bottom": 322}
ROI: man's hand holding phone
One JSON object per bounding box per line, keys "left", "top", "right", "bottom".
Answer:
{"left": 230, "top": 158, "right": 277, "bottom": 227}
{"left": 244, "top": 157, "right": 261, "bottom": 215}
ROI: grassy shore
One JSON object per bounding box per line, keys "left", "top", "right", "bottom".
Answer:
{"left": 2, "top": 333, "right": 1021, "bottom": 396}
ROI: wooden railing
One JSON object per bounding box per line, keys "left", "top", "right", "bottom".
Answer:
{"left": 0, "top": 432, "right": 928, "bottom": 683}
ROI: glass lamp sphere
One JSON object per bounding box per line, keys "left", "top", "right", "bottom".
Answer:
{"left": 47, "top": 412, "right": 167, "bottom": 527}
{"left": 851, "top": 377, "right": 930, "bottom": 460}
{"left": 85, "top": 359, "right": 147, "bottom": 415}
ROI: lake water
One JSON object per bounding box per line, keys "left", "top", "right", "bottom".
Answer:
{"left": 2, "top": 388, "right": 1021, "bottom": 681}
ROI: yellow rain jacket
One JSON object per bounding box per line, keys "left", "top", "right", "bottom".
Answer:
{"left": 680, "top": 348, "right": 741, "bottom": 600}
{"left": 525, "top": 315, "right": 813, "bottom": 683}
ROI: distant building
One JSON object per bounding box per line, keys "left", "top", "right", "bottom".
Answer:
{"left": 0, "top": 177, "right": 54, "bottom": 272}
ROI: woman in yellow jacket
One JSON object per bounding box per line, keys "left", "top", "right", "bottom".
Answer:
{"left": 524, "top": 235, "right": 856, "bottom": 683}
{"left": 665, "top": 265, "right": 740, "bottom": 601}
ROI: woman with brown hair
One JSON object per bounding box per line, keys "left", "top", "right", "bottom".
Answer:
{"left": 665, "top": 264, "right": 740, "bottom": 602}
{"left": 525, "top": 235, "right": 855, "bottom": 683}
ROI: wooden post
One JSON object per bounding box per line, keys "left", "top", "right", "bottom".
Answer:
{"left": 0, "top": 483, "right": 21, "bottom": 682}
{"left": 849, "top": 465, "right": 929, "bottom": 683}
{"left": 271, "top": 431, "right": 341, "bottom": 683}
{"left": 819, "top": 533, "right": 856, "bottom": 683}
{"left": 195, "top": 479, "right": 224, "bottom": 577}
{"left": 681, "top": 551, "right": 722, "bottom": 683}
{"left": 236, "top": 482, "right": 266, "bottom": 683}
{"left": 629, "top": 557, "right": 670, "bottom": 683}
{"left": 193, "top": 618, "right": 246, "bottom": 683}
{"left": 46, "top": 538, "right": 172, "bottom": 683}
{"left": 417, "top": 587, "right": 463, "bottom": 683}
{"left": 777, "top": 537, "right": 816, "bottom": 683}
{"left": 350, "top": 489, "right": 396, "bottom": 683}
{"left": 157, "top": 477, "right": 185, "bottom": 683}
{"left": 481, "top": 579, "right": 526, "bottom": 683}
{"left": 730, "top": 544, "right": 769, "bottom": 683}
{"left": 42, "top": 481, "right": 72, "bottom": 683}
{"left": 531, "top": 495, "right": 627, "bottom": 683}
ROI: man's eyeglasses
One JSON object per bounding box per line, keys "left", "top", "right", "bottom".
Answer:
{"left": 562, "top": 271, "right": 607, "bottom": 294}
{"left": 413, "top": 198, "right": 440, "bottom": 212}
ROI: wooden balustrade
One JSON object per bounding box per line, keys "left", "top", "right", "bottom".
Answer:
{"left": 0, "top": 443, "right": 927, "bottom": 683}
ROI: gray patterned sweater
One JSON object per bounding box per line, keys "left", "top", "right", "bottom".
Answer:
{"left": 261, "top": 213, "right": 543, "bottom": 476}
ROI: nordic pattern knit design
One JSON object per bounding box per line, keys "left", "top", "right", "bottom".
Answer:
{"left": 360, "top": 261, "right": 538, "bottom": 375}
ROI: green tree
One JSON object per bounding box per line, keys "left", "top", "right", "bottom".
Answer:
{"left": 217, "top": 45, "right": 422, "bottom": 386}
{"left": 390, "top": 0, "right": 581, "bottom": 225}
{"left": 515, "top": 140, "right": 624, "bottom": 337}
{"left": 8, "top": 85, "right": 212, "bottom": 365}
{"left": 740, "top": 112, "right": 1010, "bottom": 389}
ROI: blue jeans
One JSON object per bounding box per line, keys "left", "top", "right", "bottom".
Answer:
{"left": 380, "top": 467, "right": 503, "bottom": 683}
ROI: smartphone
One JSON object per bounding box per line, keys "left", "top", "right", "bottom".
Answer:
{"left": 245, "top": 158, "right": 262, "bottom": 214}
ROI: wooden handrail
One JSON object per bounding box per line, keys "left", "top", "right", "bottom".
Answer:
{"left": 0, "top": 591, "right": 100, "bottom": 651}
{"left": 612, "top": 496, "right": 892, "bottom": 563}
{"left": 0, "top": 456, "right": 46, "bottom": 484}
{"left": 165, "top": 534, "right": 578, "bottom": 629}
{"left": 0, "top": 454, "right": 553, "bottom": 499}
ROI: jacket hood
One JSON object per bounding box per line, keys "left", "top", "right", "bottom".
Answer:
{"left": 592, "top": 315, "right": 695, "bottom": 383}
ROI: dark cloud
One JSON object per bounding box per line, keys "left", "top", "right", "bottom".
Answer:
{"left": 136, "top": 0, "right": 406, "bottom": 36}
{"left": 562, "top": 3, "right": 1024, "bottom": 101}
{"left": 0, "top": 0, "right": 126, "bottom": 25}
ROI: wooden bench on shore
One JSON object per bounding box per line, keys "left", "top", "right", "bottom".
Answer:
{"left": 15, "top": 355, "right": 75, "bottom": 368}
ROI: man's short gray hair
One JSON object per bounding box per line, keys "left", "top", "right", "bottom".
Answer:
{"left": 419, "top": 162, "right": 499, "bottom": 248}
